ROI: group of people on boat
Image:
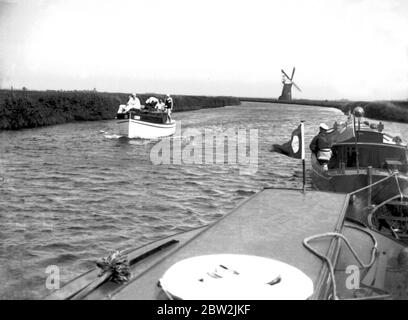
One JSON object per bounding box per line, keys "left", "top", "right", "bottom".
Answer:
{"left": 117, "top": 93, "right": 174, "bottom": 120}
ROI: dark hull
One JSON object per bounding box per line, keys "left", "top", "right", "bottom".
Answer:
{"left": 311, "top": 153, "right": 408, "bottom": 196}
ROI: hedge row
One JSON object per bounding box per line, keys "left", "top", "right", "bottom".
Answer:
{"left": 239, "top": 97, "right": 408, "bottom": 123}
{"left": 0, "top": 90, "right": 240, "bottom": 130}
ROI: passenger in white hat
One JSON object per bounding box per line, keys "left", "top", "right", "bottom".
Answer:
{"left": 117, "top": 93, "right": 141, "bottom": 113}
{"left": 125, "top": 93, "right": 141, "bottom": 111}
{"left": 319, "top": 123, "right": 329, "bottom": 131}
{"left": 310, "top": 123, "right": 332, "bottom": 171}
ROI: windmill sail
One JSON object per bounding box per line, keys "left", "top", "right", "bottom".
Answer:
{"left": 278, "top": 67, "right": 301, "bottom": 101}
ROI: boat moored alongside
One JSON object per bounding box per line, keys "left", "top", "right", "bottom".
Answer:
{"left": 311, "top": 108, "right": 408, "bottom": 196}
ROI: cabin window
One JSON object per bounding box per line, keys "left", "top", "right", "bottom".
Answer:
{"left": 328, "top": 144, "right": 408, "bottom": 172}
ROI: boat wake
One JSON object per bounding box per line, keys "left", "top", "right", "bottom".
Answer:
{"left": 128, "top": 139, "right": 154, "bottom": 145}
{"left": 103, "top": 133, "right": 123, "bottom": 140}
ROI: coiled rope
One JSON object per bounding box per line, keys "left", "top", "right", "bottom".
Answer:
{"left": 303, "top": 224, "right": 378, "bottom": 300}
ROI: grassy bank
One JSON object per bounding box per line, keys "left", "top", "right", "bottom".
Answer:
{"left": 239, "top": 97, "right": 408, "bottom": 123}
{"left": 0, "top": 90, "right": 240, "bottom": 130}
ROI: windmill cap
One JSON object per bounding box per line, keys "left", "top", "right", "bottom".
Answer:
{"left": 319, "top": 123, "right": 329, "bottom": 131}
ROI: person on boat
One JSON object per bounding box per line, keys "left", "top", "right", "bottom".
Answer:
{"left": 146, "top": 97, "right": 159, "bottom": 111}
{"left": 127, "top": 93, "right": 141, "bottom": 111}
{"left": 118, "top": 94, "right": 141, "bottom": 113}
{"left": 310, "top": 123, "right": 332, "bottom": 171}
{"left": 165, "top": 94, "right": 173, "bottom": 122}
{"left": 165, "top": 94, "right": 174, "bottom": 111}
{"left": 117, "top": 104, "right": 127, "bottom": 114}
{"left": 157, "top": 99, "right": 166, "bottom": 111}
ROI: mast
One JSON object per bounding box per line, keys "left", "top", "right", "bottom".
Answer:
{"left": 353, "top": 107, "right": 364, "bottom": 174}
{"left": 301, "top": 121, "right": 306, "bottom": 192}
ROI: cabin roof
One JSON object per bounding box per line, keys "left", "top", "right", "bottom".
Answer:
{"left": 334, "top": 128, "right": 406, "bottom": 148}
{"left": 111, "top": 188, "right": 349, "bottom": 300}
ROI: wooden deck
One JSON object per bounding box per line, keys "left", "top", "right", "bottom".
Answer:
{"left": 107, "top": 188, "right": 349, "bottom": 300}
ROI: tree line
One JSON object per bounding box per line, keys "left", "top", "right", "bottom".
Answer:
{"left": 0, "top": 90, "right": 240, "bottom": 130}
{"left": 240, "top": 97, "right": 408, "bottom": 123}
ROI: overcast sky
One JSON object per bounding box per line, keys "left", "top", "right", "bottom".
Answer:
{"left": 0, "top": 0, "right": 407, "bottom": 100}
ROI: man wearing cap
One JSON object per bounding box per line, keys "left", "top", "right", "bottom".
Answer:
{"left": 310, "top": 123, "right": 332, "bottom": 171}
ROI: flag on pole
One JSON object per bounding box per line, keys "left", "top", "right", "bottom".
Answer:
{"left": 272, "top": 124, "right": 304, "bottom": 159}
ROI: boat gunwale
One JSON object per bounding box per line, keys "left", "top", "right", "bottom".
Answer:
{"left": 309, "top": 192, "right": 350, "bottom": 300}
{"left": 333, "top": 142, "right": 407, "bottom": 149}
{"left": 116, "top": 118, "right": 176, "bottom": 129}
{"left": 44, "top": 225, "right": 207, "bottom": 300}
{"left": 347, "top": 173, "right": 400, "bottom": 197}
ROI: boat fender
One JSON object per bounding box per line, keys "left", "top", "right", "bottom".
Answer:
{"left": 159, "top": 254, "right": 313, "bottom": 300}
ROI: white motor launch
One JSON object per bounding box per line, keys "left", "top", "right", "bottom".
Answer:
{"left": 117, "top": 116, "right": 176, "bottom": 139}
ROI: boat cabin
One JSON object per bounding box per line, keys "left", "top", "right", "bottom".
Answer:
{"left": 116, "top": 109, "right": 170, "bottom": 124}
{"left": 328, "top": 124, "right": 408, "bottom": 173}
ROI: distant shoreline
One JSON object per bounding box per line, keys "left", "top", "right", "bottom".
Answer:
{"left": 1, "top": 89, "right": 407, "bottom": 130}
{"left": 239, "top": 97, "right": 408, "bottom": 124}
{"left": 0, "top": 90, "right": 240, "bottom": 130}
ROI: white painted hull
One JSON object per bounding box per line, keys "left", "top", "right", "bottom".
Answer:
{"left": 117, "top": 118, "right": 176, "bottom": 139}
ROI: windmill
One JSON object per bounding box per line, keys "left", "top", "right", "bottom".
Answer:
{"left": 278, "top": 67, "right": 301, "bottom": 101}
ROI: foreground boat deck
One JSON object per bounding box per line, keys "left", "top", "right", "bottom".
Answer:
{"left": 109, "top": 188, "right": 349, "bottom": 299}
